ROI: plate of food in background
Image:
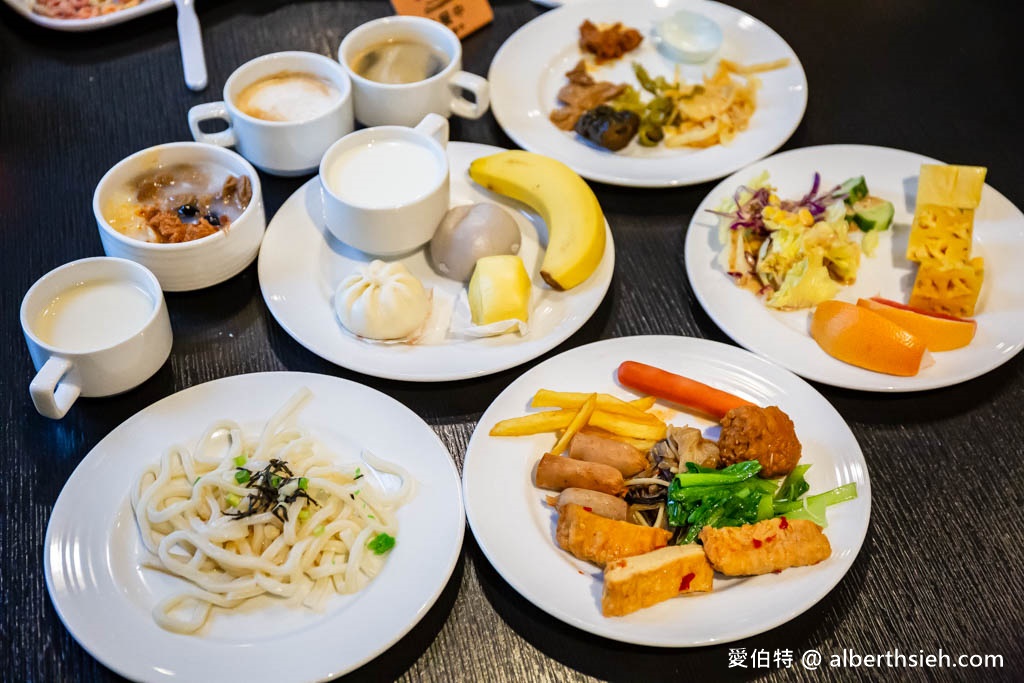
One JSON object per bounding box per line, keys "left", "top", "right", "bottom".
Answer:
{"left": 462, "top": 335, "right": 870, "bottom": 646}
{"left": 488, "top": 0, "right": 807, "bottom": 187}
{"left": 258, "top": 141, "right": 614, "bottom": 382}
{"left": 45, "top": 372, "right": 464, "bottom": 683}
{"left": 6, "top": 0, "right": 172, "bottom": 31}
{"left": 685, "top": 144, "right": 1024, "bottom": 392}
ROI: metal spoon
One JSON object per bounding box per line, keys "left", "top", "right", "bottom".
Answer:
{"left": 174, "top": 0, "right": 208, "bottom": 91}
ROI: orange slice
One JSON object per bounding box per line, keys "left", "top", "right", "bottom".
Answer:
{"left": 810, "top": 300, "right": 928, "bottom": 376}
{"left": 857, "top": 297, "right": 976, "bottom": 351}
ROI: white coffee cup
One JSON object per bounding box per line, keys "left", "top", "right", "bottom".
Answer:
{"left": 338, "top": 16, "right": 489, "bottom": 127}
{"left": 188, "top": 51, "right": 354, "bottom": 176}
{"left": 319, "top": 113, "right": 450, "bottom": 256}
{"left": 21, "top": 257, "right": 173, "bottom": 420}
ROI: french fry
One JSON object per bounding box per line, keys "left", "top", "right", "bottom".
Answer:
{"left": 550, "top": 393, "right": 597, "bottom": 456}
{"left": 490, "top": 409, "right": 574, "bottom": 436}
{"left": 530, "top": 390, "right": 657, "bottom": 419}
{"left": 590, "top": 411, "right": 667, "bottom": 441}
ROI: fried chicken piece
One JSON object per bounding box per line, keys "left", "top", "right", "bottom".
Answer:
{"left": 718, "top": 405, "right": 801, "bottom": 478}
{"left": 699, "top": 517, "right": 831, "bottom": 576}
{"left": 549, "top": 61, "right": 626, "bottom": 131}
{"left": 602, "top": 544, "right": 714, "bottom": 616}
{"left": 578, "top": 20, "right": 643, "bottom": 64}
{"left": 556, "top": 503, "right": 671, "bottom": 567}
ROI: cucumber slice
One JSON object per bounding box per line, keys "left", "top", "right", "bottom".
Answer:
{"left": 838, "top": 176, "right": 869, "bottom": 204}
{"left": 851, "top": 196, "right": 894, "bottom": 232}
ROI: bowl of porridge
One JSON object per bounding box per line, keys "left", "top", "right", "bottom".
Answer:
{"left": 93, "top": 142, "right": 265, "bottom": 291}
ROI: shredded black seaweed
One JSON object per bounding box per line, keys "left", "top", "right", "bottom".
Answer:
{"left": 228, "top": 458, "right": 318, "bottom": 522}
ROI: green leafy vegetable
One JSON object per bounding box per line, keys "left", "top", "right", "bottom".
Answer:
{"left": 667, "top": 461, "right": 857, "bottom": 543}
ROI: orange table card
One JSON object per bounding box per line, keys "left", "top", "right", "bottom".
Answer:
{"left": 391, "top": 0, "right": 494, "bottom": 38}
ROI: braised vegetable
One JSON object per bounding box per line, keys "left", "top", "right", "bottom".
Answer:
{"left": 574, "top": 105, "right": 640, "bottom": 151}
{"left": 666, "top": 460, "right": 856, "bottom": 544}
{"left": 616, "top": 360, "right": 755, "bottom": 421}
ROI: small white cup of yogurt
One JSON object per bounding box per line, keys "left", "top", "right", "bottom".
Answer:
{"left": 20, "top": 257, "right": 173, "bottom": 420}
{"left": 319, "top": 113, "right": 450, "bottom": 256}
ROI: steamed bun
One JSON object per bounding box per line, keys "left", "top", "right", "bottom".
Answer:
{"left": 335, "top": 260, "right": 430, "bottom": 340}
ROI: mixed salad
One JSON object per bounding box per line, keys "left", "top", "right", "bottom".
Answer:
{"left": 711, "top": 173, "right": 894, "bottom": 309}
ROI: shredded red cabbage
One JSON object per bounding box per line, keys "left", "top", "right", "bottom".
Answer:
{"left": 707, "top": 173, "right": 846, "bottom": 233}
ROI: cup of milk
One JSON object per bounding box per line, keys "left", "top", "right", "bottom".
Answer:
{"left": 319, "top": 113, "right": 450, "bottom": 256}
{"left": 20, "top": 257, "right": 172, "bottom": 419}
{"left": 187, "top": 51, "right": 354, "bottom": 176}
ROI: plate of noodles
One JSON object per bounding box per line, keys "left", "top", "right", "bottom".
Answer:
{"left": 488, "top": 0, "right": 806, "bottom": 187}
{"left": 4, "top": 0, "right": 172, "bottom": 31}
{"left": 44, "top": 372, "right": 464, "bottom": 682}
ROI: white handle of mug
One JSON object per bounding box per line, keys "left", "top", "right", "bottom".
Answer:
{"left": 414, "top": 113, "right": 450, "bottom": 148}
{"left": 30, "top": 357, "right": 81, "bottom": 420}
{"left": 448, "top": 71, "right": 490, "bottom": 120}
{"left": 187, "top": 102, "right": 237, "bottom": 147}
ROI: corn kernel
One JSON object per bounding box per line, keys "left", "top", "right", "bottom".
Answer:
{"left": 768, "top": 194, "right": 780, "bottom": 206}
{"left": 763, "top": 206, "right": 777, "bottom": 219}
{"left": 798, "top": 208, "right": 814, "bottom": 226}
{"left": 783, "top": 214, "right": 799, "bottom": 226}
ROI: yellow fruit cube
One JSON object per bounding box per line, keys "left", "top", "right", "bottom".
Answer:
{"left": 468, "top": 255, "right": 532, "bottom": 325}
{"left": 916, "top": 164, "right": 987, "bottom": 208}
{"left": 906, "top": 205, "right": 974, "bottom": 263}
{"left": 909, "top": 257, "right": 984, "bottom": 317}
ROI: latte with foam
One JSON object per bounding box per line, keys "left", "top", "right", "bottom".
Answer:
{"left": 235, "top": 72, "right": 342, "bottom": 123}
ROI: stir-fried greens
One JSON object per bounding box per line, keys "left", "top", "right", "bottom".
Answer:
{"left": 667, "top": 460, "right": 857, "bottom": 544}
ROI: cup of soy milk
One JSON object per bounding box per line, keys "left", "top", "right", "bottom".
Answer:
{"left": 188, "top": 51, "right": 354, "bottom": 176}
{"left": 319, "top": 113, "right": 450, "bottom": 256}
{"left": 20, "top": 257, "right": 172, "bottom": 419}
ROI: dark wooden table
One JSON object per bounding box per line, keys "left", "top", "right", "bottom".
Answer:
{"left": 2, "top": 1, "right": 1021, "bottom": 681}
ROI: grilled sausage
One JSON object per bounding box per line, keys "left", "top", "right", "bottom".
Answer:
{"left": 569, "top": 432, "right": 649, "bottom": 477}
{"left": 535, "top": 453, "right": 624, "bottom": 495}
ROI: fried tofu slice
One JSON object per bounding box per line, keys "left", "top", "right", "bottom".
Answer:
{"left": 699, "top": 517, "right": 831, "bottom": 576}
{"left": 602, "top": 544, "right": 714, "bottom": 617}
{"left": 556, "top": 503, "right": 671, "bottom": 567}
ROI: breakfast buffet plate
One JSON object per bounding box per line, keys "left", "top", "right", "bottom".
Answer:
{"left": 45, "top": 372, "right": 465, "bottom": 683}
{"left": 258, "top": 141, "right": 615, "bottom": 382}
{"left": 488, "top": 0, "right": 807, "bottom": 187}
{"left": 5, "top": 0, "right": 172, "bottom": 31}
{"left": 685, "top": 145, "right": 1024, "bottom": 392}
{"left": 462, "top": 335, "right": 870, "bottom": 646}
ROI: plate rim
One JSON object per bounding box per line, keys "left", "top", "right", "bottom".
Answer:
{"left": 43, "top": 370, "right": 465, "bottom": 683}
{"left": 257, "top": 140, "right": 615, "bottom": 383}
{"left": 684, "top": 143, "right": 1024, "bottom": 392}
{"left": 462, "top": 334, "right": 871, "bottom": 646}
{"left": 4, "top": 0, "right": 173, "bottom": 31}
{"left": 487, "top": 0, "right": 809, "bottom": 188}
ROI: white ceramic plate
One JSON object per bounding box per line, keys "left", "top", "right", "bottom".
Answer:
{"left": 258, "top": 141, "right": 615, "bottom": 382}
{"left": 685, "top": 145, "right": 1024, "bottom": 392}
{"left": 463, "top": 335, "right": 870, "bottom": 646}
{"left": 489, "top": 0, "right": 807, "bottom": 187}
{"left": 45, "top": 372, "right": 465, "bottom": 683}
{"left": 5, "top": 0, "right": 171, "bottom": 31}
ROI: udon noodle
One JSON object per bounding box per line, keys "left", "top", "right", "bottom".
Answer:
{"left": 131, "top": 388, "right": 413, "bottom": 634}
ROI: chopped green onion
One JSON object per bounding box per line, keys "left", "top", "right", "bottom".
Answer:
{"left": 367, "top": 533, "right": 395, "bottom": 555}
{"left": 313, "top": 524, "right": 325, "bottom": 536}
{"left": 298, "top": 509, "right": 310, "bottom": 522}
{"left": 235, "top": 469, "right": 250, "bottom": 485}
{"left": 270, "top": 475, "right": 282, "bottom": 488}
{"left": 367, "top": 514, "right": 375, "bottom": 520}
{"left": 225, "top": 493, "right": 241, "bottom": 508}
{"left": 298, "top": 477, "right": 309, "bottom": 491}
{"left": 233, "top": 454, "right": 247, "bottom": 467}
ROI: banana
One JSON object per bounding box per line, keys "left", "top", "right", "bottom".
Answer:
{"left": 468, "top": 151, "right": 606, "bottom": 290}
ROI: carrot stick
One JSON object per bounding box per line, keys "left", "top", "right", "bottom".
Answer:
{"left": 616, "top": 361, "right": 756, "bottom": 421}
